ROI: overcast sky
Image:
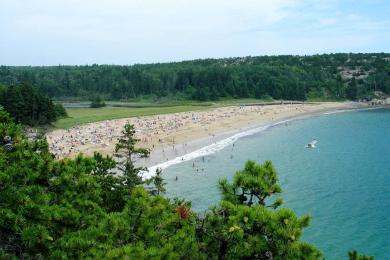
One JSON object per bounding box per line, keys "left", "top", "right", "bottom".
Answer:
{"left": 1, "top": 0, "right": 389, "bottom": 65}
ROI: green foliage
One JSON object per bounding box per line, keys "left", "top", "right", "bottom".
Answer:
{"left": 346, "top": 77, "right": 358, "bottom": 100}
{"left": 90, "top": 152, "right": 125, "bottom": 212}
{"left": 145, "top": 168, "right": 167, "bottom": 195}
{"left": 0, "top": 105, "right": 11, "bottom": 123}
{"left": 90, "top": 95, "right": 106, "bottom": 108}
{"left": 1, "top": 53, "right": 389, "bottom": 102}
{"left": 0, "top": 83, "right": 58, "bottom": 125}
{"left": 349, "top": 250, "right": 374, "bottom": 260}
{"left": 0, "top": 106, "right": 22, "bottom": 144}
{"left": 199, "top": 160, "right": 322, "bottom": 259}
{"left": 219, "top": 160, "right": 283, "bottom": 207}
{"left": 0, "top": 117, "right": 196, "bottom": 258}
{"left": 0, "top": 115, "right": 371, "bottom": 259}
{"left": 115, "top": 123, "right": 150, "bottom": 190}
{"left": 53, "top": 103, "right": 68, "bottom": 118}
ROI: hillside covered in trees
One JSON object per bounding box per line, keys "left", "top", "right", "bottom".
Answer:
{"left": 0, "top": 53, "right": 389, "bottom": 101}
{"left": 0, "top": 83, "right": 67, "bottom": 125}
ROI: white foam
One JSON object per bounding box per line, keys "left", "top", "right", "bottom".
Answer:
{"left": 322, "top": 107, "right": 380, "bottom": 115}
{"left": 142, "top": 119, "right": 297, "bottom": 179}
{"left": 322, "top": 109, "right": 355, "bottom": 115}
{"left": 142, "top": 106, "right": 386, "bottom": 179}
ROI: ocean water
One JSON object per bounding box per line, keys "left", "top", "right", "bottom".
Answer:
{"left": 161, "top": 108, "right": 390, "bottom": 259}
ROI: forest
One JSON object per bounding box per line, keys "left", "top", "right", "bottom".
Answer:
{"left": 0, "top": 53, "right": 389, "bottom": 102}
{"left": 0, "top": 83, "right": 67, "bottom": 125}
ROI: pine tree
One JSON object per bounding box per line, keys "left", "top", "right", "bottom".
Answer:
{"left": 348, "top": 250, "right": 374, "bottom": 260}
{"left": 0, "top": 114, "right": 372, "bottom": 259}
{"left": 115, "top": 123, "right": 149, "bottom": 189}
{"left": 146, "top": 168, "right": 167, "bottom": 195}
{"left": 90, "top": 96, "right": 106, "bottom": 108}
{"left": 219, "top": 160, "right": 283, "bottom": 208}
{"left": 198, "top": 160, "right": 322, "bottom": 260}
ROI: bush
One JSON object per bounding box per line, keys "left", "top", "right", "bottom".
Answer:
{"left": 54, "top": 103, "right": 68, "bottom": 118}
{"left": 90, "top": 96, "right": 106, "bottom": 108}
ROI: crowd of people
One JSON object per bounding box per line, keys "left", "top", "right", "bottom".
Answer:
{"left": 47, "top": 104, "right": 307, "bottom": 159}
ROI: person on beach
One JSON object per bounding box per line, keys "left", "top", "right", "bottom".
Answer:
{"left": 47, "top": 103, "right": 339, "bottom": 159}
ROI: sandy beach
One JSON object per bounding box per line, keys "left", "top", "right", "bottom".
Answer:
{"left": 47, "top": 102, "right": 363, "bottom": 166}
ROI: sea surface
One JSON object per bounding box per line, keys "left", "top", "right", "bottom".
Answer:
{"left": 161, "top": 108, "right": 390, "bottom": 259}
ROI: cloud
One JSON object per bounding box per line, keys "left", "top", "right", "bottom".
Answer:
{"left": 5, "top": 0, "right": 299, "bottom": 35}
{"left": 317, "top": 18, "right": 337, "bottom": 26}
{"left": 0, "top": 0, "right": 389, "bottom": 65}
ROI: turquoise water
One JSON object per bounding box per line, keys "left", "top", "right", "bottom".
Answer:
{"left": 162, "top": 108, "right": 390, "bottom": 259}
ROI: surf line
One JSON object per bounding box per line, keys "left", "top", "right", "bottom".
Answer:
{"left": 143, "top": 106, "right": 385, "bottom": 179}
{"left": 142, "top": 118, "right": 297, "bottom": 179}
{"left": 322, "top": 106, "right": 384, "bottom": 115}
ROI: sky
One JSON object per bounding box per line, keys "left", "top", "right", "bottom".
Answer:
{"left": 0, "top": 0, "right": 389, "bottom": 65}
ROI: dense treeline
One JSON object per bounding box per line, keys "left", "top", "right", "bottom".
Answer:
{"left": 0, "top": 53, "right": 389, "bottom": 101}
{"left": 0, "top": 107, "right": 373, "bottom": 259}
{"left": 0, "top": 83, "right": 67, "bottom": 125}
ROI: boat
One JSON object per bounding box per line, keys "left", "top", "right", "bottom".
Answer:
{"left": 305, "top": 140, "right": 317, "bottom": 149}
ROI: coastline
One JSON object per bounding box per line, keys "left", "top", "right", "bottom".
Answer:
{"left": 140, "top": 104, "right": 389, "bottom": 178}
{"left": 46, "top": 101, "right": 383, "bottom": 177}
{"left": 150, "top": 103, "right": 390, "bottom": 260}
{"left": 137, "top": 102, "right": 377, "bottom": 177}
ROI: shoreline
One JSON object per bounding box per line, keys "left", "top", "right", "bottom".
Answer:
{"left": 139, "top": 102, "right": 385, "bottom": 177}
{"left": 46, "top": 102, "right": 385, "bottom": 175}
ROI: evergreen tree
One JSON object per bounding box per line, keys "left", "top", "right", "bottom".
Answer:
{"left": 145, "top": 168, "right": 167, "bottom": 195}
{"left": 90, "top": 95, "right": 106, "bottom": 108}
{"left": 346, "top": 77, "right": 358, "bottom": 100}
{"left": 1, "top": 53, "right": 388, "bottom": 102}
{"left": 348, "top": 250, "right": 374, "bottom": 260}
{"left": 0, "top": 83, "right": 57, "bottom": 125}
{"left": 0, "top": 113, "right": 373, "bottom": 259}
{"left": 53, "top": 103, "right": 68, "bottom": 118}
{"left": 198, "top": 160, "right": 322, "bottom": 259}
{"left": 115, "top": 123, "right": 149, "bottom": 189}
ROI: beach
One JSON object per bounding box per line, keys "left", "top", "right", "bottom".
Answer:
{"left": 47, "top": 102, "right": 363, "bottom": 165}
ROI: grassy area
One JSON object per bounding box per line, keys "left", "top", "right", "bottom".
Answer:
{"left": 54, "top": 98, "right": 275, "bottom": 129}
{"left": 54, "top": 105, "right": 210, "bottom": 129}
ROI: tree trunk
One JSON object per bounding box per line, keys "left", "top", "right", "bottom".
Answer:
{"left": 218, "top": 240, "right": 228, "bottom": 260}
